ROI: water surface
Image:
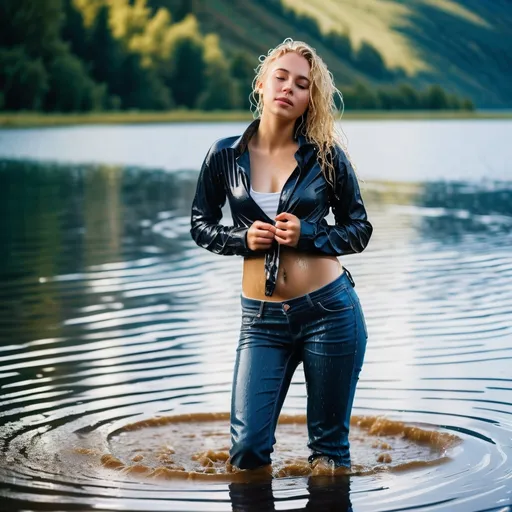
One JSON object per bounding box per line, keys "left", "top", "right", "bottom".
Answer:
{"left": 0, "top": 119, "right": 510, "bottom": 181}
{"left": 0, "top": 120, "right": 511, "bottom": 511}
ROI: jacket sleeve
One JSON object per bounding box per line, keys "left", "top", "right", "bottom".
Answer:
{"left": 296, "top": 146, "right": 373, "bottom": 255}
{"left": 190, "top": 145, "right": 255, "bottom": 257}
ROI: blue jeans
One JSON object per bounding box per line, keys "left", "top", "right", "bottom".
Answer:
{"left": 229, "top": 268, "right": 368, "bottom": 470}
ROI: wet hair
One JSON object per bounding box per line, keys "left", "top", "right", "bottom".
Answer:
{"left": 250, "top": 37, "right": 356, "bottom": 191}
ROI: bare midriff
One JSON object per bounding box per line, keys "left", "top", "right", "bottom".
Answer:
{"left": 242, "top": 247, "right": 343, "bottom": 301}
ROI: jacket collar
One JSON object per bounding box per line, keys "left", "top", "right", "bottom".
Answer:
{"left": 230, "top": 118, "right": 316, "bottom": 162}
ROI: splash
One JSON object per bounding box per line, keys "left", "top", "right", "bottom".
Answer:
{"left": 74, "top": 413, "right": 461, "bottom": 482}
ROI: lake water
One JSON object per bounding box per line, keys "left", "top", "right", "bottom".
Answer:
{"left": 0, "top": 120, "right": 511, "bottom": 511}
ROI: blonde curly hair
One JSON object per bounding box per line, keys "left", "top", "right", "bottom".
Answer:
{"left": 250, "top": 37, "right": 355, "bottom": 192}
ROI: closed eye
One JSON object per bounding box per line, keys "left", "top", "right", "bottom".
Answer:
{"left": 276, "top": 77, "right": 307, "bottom": 89}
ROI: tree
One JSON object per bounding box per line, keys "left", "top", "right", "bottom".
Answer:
{"left": 61, "top": 0, "right": 90, "bottom": 61}
{"left": 163, "top": 15, "right": 205, "bottom": 108}
{"left": 88, "top": 4, "right": 125, "bottom": 94}
{"left": 0, "top": 47, "right": 49, "bottom": 110}
{"left": 120, "top": 53, "right": 173, "bottom": 109}
{"left": 230, "top": 51, "right": 255, "bottom": 110}
{"left": 344, "top": 81, "right": 380, "bottom": 109}
{"left": 196, "top": 34, "right": 240, "bottom": 110}
{"left": 129, "top": 6, "right": 173, "bottom": 67}
{"left": 422, "top": 84, "right": 449, "bottom": 109}
{"left": 109, "top": 0, "right": 152, "bottom": 41}
{"left": 462, "top": 98, "right": 475, "bottom": 111}
{"left": 0, "top": 0, "right": 64, "bottom": 59}
{"left": 45, "top": 53, "right": 106, "bottom": 111}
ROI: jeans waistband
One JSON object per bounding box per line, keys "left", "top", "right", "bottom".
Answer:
{"left": 241, "top": 267, "right": 355, "bottom": 315}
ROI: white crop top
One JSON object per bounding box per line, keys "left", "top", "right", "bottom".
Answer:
{"left": 250, "top": 185, "right": 280, "bottom": 220}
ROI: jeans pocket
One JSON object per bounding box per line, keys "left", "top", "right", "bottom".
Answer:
{"left": 240, "top": 310, "right": 260, "bottom": 328}
{"left": 315, "top": 287, "right": 354, "bottom": 313}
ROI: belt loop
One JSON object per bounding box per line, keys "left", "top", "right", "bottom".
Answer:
{"left": 257, "top": 301, "right": 264, "bottom": 318}
{"left": 344, "top": 266, "right": 355, "bottom": 287}
{"left": 306, "top": 294, "right": 315, "bottom": 308}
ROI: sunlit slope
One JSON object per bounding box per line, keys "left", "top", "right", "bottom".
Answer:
{"left": 282, "top": 0, "right": 511, "bottom": 107}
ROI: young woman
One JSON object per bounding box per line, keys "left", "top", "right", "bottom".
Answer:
{"left": 190, "top": 38, "right": 373, "bottom": 474}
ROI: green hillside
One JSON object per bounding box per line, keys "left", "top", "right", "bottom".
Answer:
{"left": 170, "top": 0, "right": 511, "bottom": 108}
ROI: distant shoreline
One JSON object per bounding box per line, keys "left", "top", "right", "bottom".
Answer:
{"left": 1, "top": 109, "right": 511, "bottom": 128}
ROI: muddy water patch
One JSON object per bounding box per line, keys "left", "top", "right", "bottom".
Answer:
{"left": 69, "top": 413, "right": 462, "bottom": 482}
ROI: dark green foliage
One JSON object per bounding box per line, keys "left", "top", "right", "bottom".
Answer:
{"left": 354, "top": 41, "right": 389, "bottom": 80}
{"left": 197, "top": 61, "right": 241, "bottom": 111}
{"left": 147, "top": 0, "right": 190, "bottom": 21}
{"left": 230, "top": 51, "right": 256, "bottom": 109}
{"left": 87, "top": 5, "right": 129, "bottom": 101}
{"left": 45, "top": 53, "right": 106, "bottom": 111}
{"left": 342, "top": 81, "right": 474, "bottom": 111}
{"left": 324, "top": 30, "right": 352, "bottom": 61}
{"left": 120, "top": 53, "right": 173, "bottom": 110}
{"left": 0, "top": 0, "right": 64, "bottom": 59}
{"left": 166, "top": 36, "right": 205, "bottom": 108}
{"left": 0, "top": 47, "right": 49, "bottom": 110}
{"left": 343, "top": 82, "right": 380, "bottom": 109}
{"left": 61, "top": 0, "right": 89, "bottom": 61}
{"left": 422, "top": 84, "right": 450, "bottom": 110}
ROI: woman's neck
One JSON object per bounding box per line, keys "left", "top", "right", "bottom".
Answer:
{"left": 251, "top": 114, "right": 296, "bottom": 154}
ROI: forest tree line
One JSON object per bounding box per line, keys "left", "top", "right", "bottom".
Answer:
{"left": 0, "top": 0, "right": 474, "bottom": 113}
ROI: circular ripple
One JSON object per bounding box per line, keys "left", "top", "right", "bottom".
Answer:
{"left": 87, "top": 413, "right": 460, "bottom": 480}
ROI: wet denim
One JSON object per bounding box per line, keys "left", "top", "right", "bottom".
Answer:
{"left": 229, "top": 267, "right": 368, "bottom": 470}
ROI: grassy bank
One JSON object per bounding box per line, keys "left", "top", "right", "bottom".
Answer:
{"left": 1, "top": 109, "right": 511, "bottom": 128}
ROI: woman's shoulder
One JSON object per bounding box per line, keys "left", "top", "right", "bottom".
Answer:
{"left": 206, "top": 135, "right": 238, "bottom": 157}
{"left": 325, "top": 142, "right": 354, "bottom": 174}
{"left": 325, "top": 141, "right": 348, "bottom": 161}
{"left": 201, "top": 135, "right": 238, "bottom": 168}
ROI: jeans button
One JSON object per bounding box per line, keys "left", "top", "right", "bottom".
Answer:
{"left": 283, "top": 303, "right": 290, "bottom": 312}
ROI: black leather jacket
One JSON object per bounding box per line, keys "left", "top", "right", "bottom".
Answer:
{"left": 190, "top": 118, "right": 373, "bottom": 296}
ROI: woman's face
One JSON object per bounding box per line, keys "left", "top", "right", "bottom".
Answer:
{"left": 258, "top": 51, "right": 311, "bottom": 121}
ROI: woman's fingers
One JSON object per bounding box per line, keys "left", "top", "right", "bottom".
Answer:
{"left": 255, "top": 229, "right": 274, "bottom": 239}
{"left": 247, "top": 221, "right": 277, "bottom": 251}
{"left": 255, "top": 221, "right": 276, "bottom": 234}
{"left": 254, "top": 237, "right": 273, "bottom": 245}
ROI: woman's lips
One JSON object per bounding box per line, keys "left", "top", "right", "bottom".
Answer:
{"left": 275, "top": 98, "right": 293, "bottom": 107}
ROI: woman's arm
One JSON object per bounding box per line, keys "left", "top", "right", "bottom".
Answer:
{"left": 295, "top": 146, "right": 373, "bottom": 255}
{"left": 190, "top": 145, "right": 255, "bottom": 257}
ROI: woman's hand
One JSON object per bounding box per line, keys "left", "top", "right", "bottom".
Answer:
{"left": 247, "top": 221, "right": 276, "bottom": 251}
{"left": 274, "top": 212, "right": 301, "bottom": 248}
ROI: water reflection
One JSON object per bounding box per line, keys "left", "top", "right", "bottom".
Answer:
{"left": 229, "top": 476, "right": 352, "bottom": 512}
{"left": 84, "top": 165, "right": 123, "bottom": 267}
